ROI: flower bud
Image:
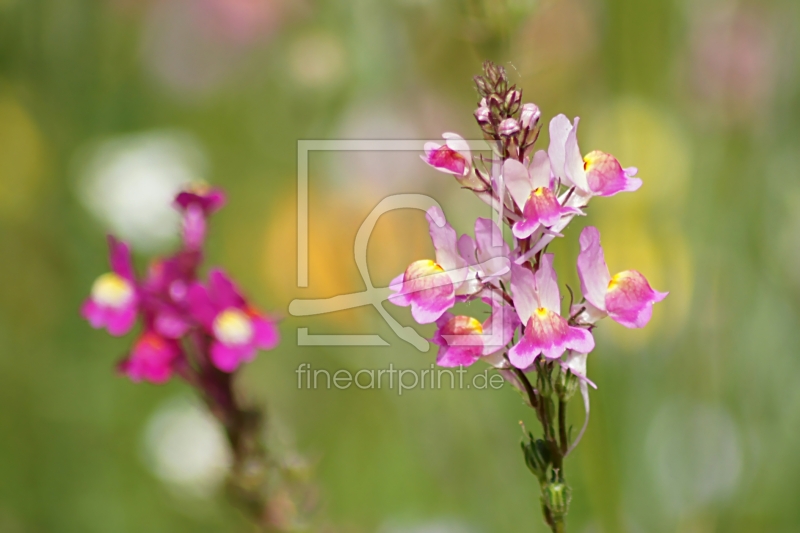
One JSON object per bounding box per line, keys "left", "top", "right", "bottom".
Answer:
{"left": 474, "top": 105, "right": 490, "bottom": 123}
{"left": 520, "top": 103, "right": 541, "bottom": 130}
{"left": 498, "top": 118, "right": 520, "bottom": 137}
{"left": 505, "top": 89, "right": 522, "bottom": 111}
{"left": 542, "top": 482, "right": 571, "bottom": 518}
{"left": 551, "top": 366, "right": 579, "bottom": 402}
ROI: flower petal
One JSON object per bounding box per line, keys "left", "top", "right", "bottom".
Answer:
{"left": 605, "top": 270, "right": 668, "bottom": 328}
{"left": 108, "top": 235, "right": 135, "bottom": 280}
{"left": 252, "top": 315, "right": 280, "bottom": 350}
{"left": 564, "top": 117, "right": 590, "bottom": 193}
{"left": 534, "top": 254, "right": 561, "bottom": 313}
{"left": 530, "top": 150, "right": 552, "bottom": 190}
{"left": 584, "top": 151, "right": 642, "bottom": 196}
{"left": 208, "top": 269, "right": 246, "bottom": 309}
{"left": 502, "top": 159, "right": 533, "bottom": 211}
{"left": 511, "top": 263, "right": 537, "bottom": 324}
{"left": 427, "top": 206, "right": 464, "bottom": 272}
{"left": 548, "top": 114, "right": 572, "bottom": 184}
{"left": 577, "top": 226, "right": 611, "bottom": 311}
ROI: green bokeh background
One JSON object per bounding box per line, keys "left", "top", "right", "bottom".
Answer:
{"left": 2, "top": 0, "right": 800, "bottom": 531}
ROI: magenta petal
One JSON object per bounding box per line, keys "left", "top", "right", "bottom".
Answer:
{"left": 106, "top": 304, "right": 137, "bottom": 336}
{"left": 187, "top": 283, "right": 218, "bottom": 329}
{"left": 253, "top": 316, "right": 279, "bottom": 350}
{"left": 210, "top": 341, "right": 247, "bottom": 372}
{"left": 108, "top": 236, "right": 134, "bottom": 280}
{"left": 605, "top": 270, "right": 668, "bottom": 328}
{"left": 508, "top": 336, "right": 539, "bottom": 369}
{"left": 577, "top": 226, "right": 611, "bottom": 311}
{"left": 208, "top": 269, "right": 246, "bottom": 309}
{"left": 436, "top": 345, "right": 482, "bottom": 367}
{"left": 81, "top": 299, "right": 105, "bottom": 328}
{"left": 154, "top": 311, "right": 190, "bottom": 339}
{"left": 584, "top": 151, "right": 642, "bottom": 197}
{"left": 565, "top": 326, "right": 595, "bottom": 354}
{"left": 512, "top": 216, "right": 540, "bottom": 239}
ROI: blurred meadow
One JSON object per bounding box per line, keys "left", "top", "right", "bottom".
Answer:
{"left": 2, "top": 0, "right": 800, "bottom": 531}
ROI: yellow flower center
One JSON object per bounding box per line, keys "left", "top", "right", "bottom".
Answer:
{"left": 608, "top": 272, "right": 629, "bottom": 290}
{"left": 213, "top": 308, "right": 254, "bottom": 346}
{"left": 535, "top": 307, "right": 549, "bottom": 317}
{"left": 91, "top": 273, "right": 134, "bottom": 308}
{"left": 533, "top": 187, "right": 545, "bottom": 197}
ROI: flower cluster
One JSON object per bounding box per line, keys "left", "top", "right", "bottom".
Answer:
{"left": 81, "top": 186, "right": 279, "bottom": 383}
{"left": 392, "top": 63, "right": 666, "bottom": 381}
{"left": 390, "top": 62, "right": 667, "bottom": 530}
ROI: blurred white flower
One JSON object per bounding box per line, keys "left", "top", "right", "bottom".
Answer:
{"left": 142, "top": 396, "right": 232, "bottom": 498}
{"left": 645, "top": 399, "right": 743, "bottom": 516}
{"left": 77, "top": 131, "right": 207, "bottom": 252}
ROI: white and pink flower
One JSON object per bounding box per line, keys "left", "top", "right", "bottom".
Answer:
{"left": 508, "top": 256, "right": 595, "bottom": 369}
{"left": 576, "top": 226, "right": 668, "bottom": 328}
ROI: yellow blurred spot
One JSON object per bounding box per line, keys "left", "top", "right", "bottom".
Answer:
{"left": 0, "top": 94, "right": 47, "bottom": 220}
{"left": 583, "top": 98, "right": 694, "bottom": 348}
{"left": 261, "top": 190, "right": 430, "bottom": 327}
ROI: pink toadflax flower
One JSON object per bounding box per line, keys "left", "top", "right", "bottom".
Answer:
{"left": 422, "top": 133, "right": 472, "bottom": 177}
{"left": 503, "top": 153, "right": 583, "bottom": 239}
{"left": 432, "top": 297, "right": 519, "bottom": 368}
{"left": 508, "top": 256, "right": 595, "bottom": 368}
{"left": 81, "top": 236, "right": 139, "bottom": 336}
{"left": 188, "top": 268, "right": 279, "bottom": 372}
{"left": 174, "top": 184, "right": 227, "bottom": 250}
{"left": 118, "top": 330, "right": 182, "bottom": 384}
{"left": 549, "top": 115, "right": 642, "bottom": 197}
{"left": 577, "top": 226, "right": 668, "bottom": 328}
{"left": 390, "top": 207, "right": 515, "bottom": 325}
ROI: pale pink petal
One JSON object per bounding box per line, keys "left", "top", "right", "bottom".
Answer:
{"left": 534, "top": 254, "right": 561, "bottom": 313}
{"left": 475, "top": 217, "right": 508, "bottom": 263}
{"left": 529, "top": 150, "right": 552, "bottom": 189}
{"left": 511, "top": 263, "right": 537, "bottom": 323}
{"left": 458, "top": 234, "right": 476, "bottom": 264}
{"left": 481, "top": 304, "right": 520, "bottom": 356}
{"left": 564, "top": 117, "right": 590, "bottom": 193}
{"left": 427, "top": 206, "right": 464, "bottom": 272}
{"left": 577, "top": 226, "right": 611, "bottom": 311}
{"left": 401, "top": 260, "right": 456, "bottom": 324}
{"left": 502, "top": 159, "right": 532, "bottom": 211}
{"left": 548, "top": 114, "right": 572, "bottom": 183}
{"left": 443, "top": 132, "right": 471, "bottom": 162}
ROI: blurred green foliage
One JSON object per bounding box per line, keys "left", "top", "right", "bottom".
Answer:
{"left": 1, "top": 0, "right": 800, "bottom": 532}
